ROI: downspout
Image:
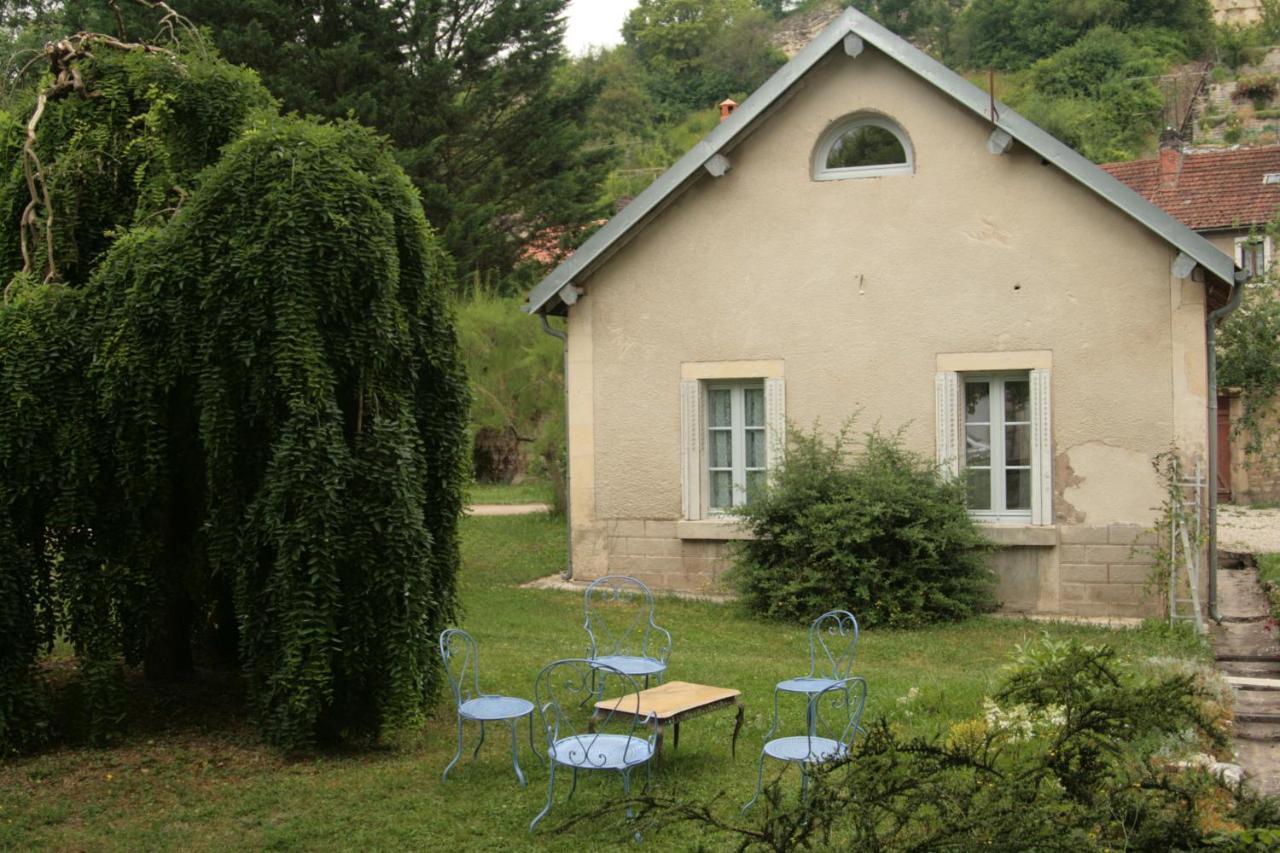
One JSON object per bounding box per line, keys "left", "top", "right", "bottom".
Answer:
{"left": 540, "top": 313, "right": 572, "bottom": 580}
{"left": 1206, "top": 273, "right": 1247, "bottom": 623}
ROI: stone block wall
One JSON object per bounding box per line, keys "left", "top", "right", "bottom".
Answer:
{"left": 1057, "top": 524, "right": 1161, "bottom": 618}
{"left": 601, "top": 520, "right": 732, "bottom": 593}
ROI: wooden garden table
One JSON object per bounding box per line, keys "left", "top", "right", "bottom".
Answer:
{"left": 590, "top": 680, "right": 744, "bottom": 758}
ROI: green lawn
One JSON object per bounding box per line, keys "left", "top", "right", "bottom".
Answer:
{"left": 468, "top": 479, "right": 554, "bottom": 506}
{"left": 0, "top": 514, "right": 1209, "bottom": 851}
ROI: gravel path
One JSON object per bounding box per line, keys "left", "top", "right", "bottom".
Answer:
{"left": 468, "top": 503, "right": 552, "bottom": 516}
{"left": 1219, "top": 506, "right": 1280, "bottom": 555}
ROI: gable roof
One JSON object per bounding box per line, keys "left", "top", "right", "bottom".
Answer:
{"left": 526, "top": 6, "right": 1239, "bottom": 316}
{"left": 1101, "top": 146, "right": 1280, "bottom": 232}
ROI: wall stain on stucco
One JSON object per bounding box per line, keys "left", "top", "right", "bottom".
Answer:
{"left": 1054, "top": 450, "right": 1086, "bottom": 524}
{"left": 962, "top": 218, "right": 1013, "bottom": 248}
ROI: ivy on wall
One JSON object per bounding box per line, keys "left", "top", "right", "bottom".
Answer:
{"left": 0, "top": 27, "right": 467, "bottom": 751}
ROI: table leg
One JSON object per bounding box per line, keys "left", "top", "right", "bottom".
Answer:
{"left": 732, "top": 702, "right": 744, "bottom": 759}
{"left": 588, "top": 714, "right": 598, "bottom": 734}
{"left": 673, "top": 720, "right": 680, "bottom": 751}
{"left": 654, "top": 723, "right": 664, "bottom": 759}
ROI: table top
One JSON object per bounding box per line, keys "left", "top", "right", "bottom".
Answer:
{"left": 593, "top": 681, "right": 741, "bottom": 721}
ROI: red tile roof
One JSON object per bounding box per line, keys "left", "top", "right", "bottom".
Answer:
{"left": 1101, "top": 146, "right": 1280, "bottom": 232}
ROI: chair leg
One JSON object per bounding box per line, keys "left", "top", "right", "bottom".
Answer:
{"left": 742, "top": 751, "right": 769, "bottom": 814}
{"left": 472, "top": 720, "right": 486, "bottom": 760}
{"left": 800, "top": 766, "right": 809, "bottom": 804}
{"left": 443, "top": 715, "right": 465, "bottom": 782}
{"left": 530, "top": 761, "right": 556, "bottom": 832}
{"left": 567, "top": 767, "right": 579, "bottom": 800}
{"left": 508, "top": 720, "right": 526, "bottom": 788}
{"left": 622, "top": 768, "right": 633, "bottom": 819}
{"left": 527, "top": 712, "right": 544, "bottom": 766}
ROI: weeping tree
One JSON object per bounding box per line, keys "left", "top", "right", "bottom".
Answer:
{"left": 0, "top": 12, "right": 468, "bottom": 751}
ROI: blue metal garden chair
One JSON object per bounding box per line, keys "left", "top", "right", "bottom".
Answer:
{"left": 742, "top": 676, "right": 869, "bottom": 813}
{"left": 439, "top": 628, "right": 540, "bottom": 787}
{"left": 529, "top": 659, "right": 657, "bottom": 832}
{"left": 775, "top": 610, "right": 859, "bottom": 700}
{"left": 583, "top": 576, "right": 672, "bottom": 698}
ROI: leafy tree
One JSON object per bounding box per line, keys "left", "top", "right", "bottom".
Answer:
{"left": 1219, "top": 272, "right": 1280, "bottom": 477}
{"left": 860, "top": 0, "right": 967, "bottom": 50}
{"left": 952, "top": 0, "right": 1212, "bottom": 71}
{"left": 622, "top": 0, "right": 785, "bottom": 111}
{"left": 0, "top": 25, "right": 468, "bottom": 751}
{"left": 179, "top": 0, "right": 610, "bottom": 290}
{"left": 1003, "top": 27, "right": 1167, "bottom": 162}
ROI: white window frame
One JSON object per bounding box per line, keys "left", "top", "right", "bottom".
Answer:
{"left": 936, "top": 364, "right": 1053, "bottom": 526}
{"left": 963, "top": 374, "right": 1033, "bottom": 523}
{"left": 680, "top": 366, "right": 785, "bottom": 522}
{"left": 1235, "top": 235, "right": 1272, "bottom": 280}
{"left": 812, "top": 113, "right": 914, "bottom": 182}
{"left": 705, "top": 382, "right": 766, "bottom": 515}
{"left": 814, "top": 112, "right": 916, "bottom": 180}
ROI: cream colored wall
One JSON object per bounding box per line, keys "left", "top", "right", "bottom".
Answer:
{"left": 564, "top": 47, "right": 1212, "bottom": 603}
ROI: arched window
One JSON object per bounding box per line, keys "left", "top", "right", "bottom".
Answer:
{"left": 813, "top": 114, "right": 914, "bottom": 181}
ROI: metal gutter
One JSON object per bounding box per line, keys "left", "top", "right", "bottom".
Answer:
{"left": 524, "top": 6, "right": 1236, "bottom": 317}
{"left": 540, "top": 314, "right": 572, "bottom": 580}
{"left": 1206, "top": 274, "right": 1248, "bottom": 623}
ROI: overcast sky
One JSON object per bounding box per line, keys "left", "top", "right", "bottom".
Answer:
{"left": 564, "top": 0, "right": 639, "bottom": 55}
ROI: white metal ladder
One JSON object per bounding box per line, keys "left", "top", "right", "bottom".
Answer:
{"left": 1168, "top": 459, "right": 1204, "bottom": 634}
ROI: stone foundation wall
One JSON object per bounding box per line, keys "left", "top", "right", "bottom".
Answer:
{"left": 582, "top": 520, "right": 1166, "bottom": 618}
{"left": 1057, "top": 524, "right": 1161, "bottom": 619}
{"left": 601, "top": 521, "right": 731, "bottom": 593}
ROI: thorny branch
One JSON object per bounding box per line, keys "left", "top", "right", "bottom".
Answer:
{"left": 5, "top": 1, "right": 200, "bottom": 302}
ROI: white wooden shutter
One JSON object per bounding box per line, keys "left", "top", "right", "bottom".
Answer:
{"left": 935, "top": 371, "right": 960, "bottom": 478}
{"left": 765, "top": 377, "right": 786, "bottom": 470}
{"left": 681, "top": 379, "right": 702, "bottom": 520}
{"left": 1030, "top": 368, "right": 1054, "bottom": 525}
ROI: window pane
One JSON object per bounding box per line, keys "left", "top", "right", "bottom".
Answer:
{"left": 966, "top": 469, "right": 991, "bottom": 510}
{"left": 709, "top": 388, "right": 732, "bottom": 427}
{"left": 711, "top": 471, "right": 733, "bottom": 510}
{"left": 710, "top": 430, "right": 733, "bottom": 468}
{"left": 965, "top": 426, "right": 991, "bottom": 467}
{"left": 746, "top": 470, "right": 766, "bottom": 504}
{"left": 744, "top": 387, "right": 765, "bottom": 427}
{"left": 1005, "top": 424, "right": 1031, "bottom": 467}
{"left": 826, "top": 125, "right": 906, "bottom": 169}
{"left": 746, "top": 429, "right": 765, "bottom": 469}
{"left": 965, "top": 382, "right": 990, "bottom": 422}
{"left": 1006, "top": 469, "right": 1032, "bottom": 511}
{"left": 1005, "top": 380, "right": 1030, "bottom": 423}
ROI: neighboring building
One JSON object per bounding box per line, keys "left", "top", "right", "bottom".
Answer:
{"left": 526, "top": 9, "right": 1241, "bottom": 618}
{"left": 1215, "top": 0, "right": 1265, "bottom": 27}
{"left": 1104, "top": 144, "right": 1280, "bottom": 503}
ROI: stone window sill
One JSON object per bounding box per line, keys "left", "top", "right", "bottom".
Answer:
{"left": 677, "top": 519, "right": 755, "bottom": 541}
{"left": 978, "top": 524, "right": 1059, "bottom": 547}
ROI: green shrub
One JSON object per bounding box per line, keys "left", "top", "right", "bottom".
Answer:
{"left": 628, "top": 636, "right": 1269, "bottom": 850}
{"left": 1237, "top": 74, "right": 1280, "bottom": 104}
{"left": 730, "top": 424, "right": 996, "bottom": 627}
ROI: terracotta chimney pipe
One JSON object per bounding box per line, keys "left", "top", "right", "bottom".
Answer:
{"left": 719, "top": 98, "right": 739, "bottom": 123}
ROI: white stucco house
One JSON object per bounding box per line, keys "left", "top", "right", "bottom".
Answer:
{"left": 525, "top": 8, "right": 1246, "bottom": 618}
